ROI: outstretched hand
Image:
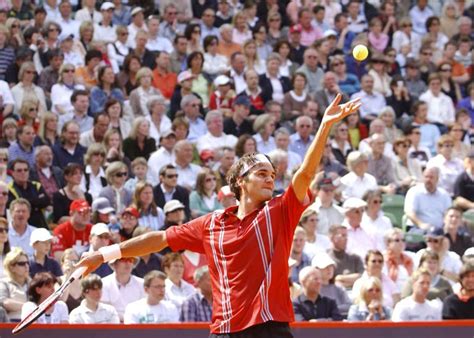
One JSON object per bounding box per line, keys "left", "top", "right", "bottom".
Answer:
{"left": 321, "top": 93, "right": 361, "bottom": 126}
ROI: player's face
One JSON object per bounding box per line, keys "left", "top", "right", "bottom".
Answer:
{"left": 241, "top": 163, "right": 275, "bottom": 203}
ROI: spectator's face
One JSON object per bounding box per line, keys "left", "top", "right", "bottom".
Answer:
{"left": 161, "top": 169, "right": 178, "bottom": 188}
{"left": 157, "top": 52, "right": 170, "bottom": 69}
{"left": 438, "top": 140, "right": 454, "bottom": 159}
{"left": 412, "top": 274, "right": 431, "bottom": 299}
{"left": 348, "top": 2, "right": 360, "bottom": 16}
{"left": 444, "top": 209, "right": 462, "bottom": 231}
{"left": 175, "top": 38, "right": 187, "bottom": 54}
{"left": 137, "top": 121, "right": 150, "bottom": 137}
{"left": 303, "top": 102, "right": 318, "bottom": 119}
{"left": 346, "top": 207, "right": 363, "bottom": 225}
{"left": 234, "top": 104, "right": 250, "bottom": 118}
{"left": 296, "top": 119, "right": 312, "bottom": 139}
{"left": 73, "top": 94, "right": 89, "bottom": 114}
{"left": 94, "top": 115, "right": 110, "bottom": 136}
{"left": 197, "top": 272, "right": 212, "bottom": 295}
{"left": 102, "top": 67, "right": 115, "bottom": 85}
{"left": 33, "top": 240, "right": 51, "bottom": 256}
{"left": 10, "top": 255, "right": 30, "bottom": 279}
{"left": 90, "top": 232, "right": 111, "bottom": 251}
{"left": 370, "top": 136, "right": 385, "bottom": 156}
{"left": 11, "top": 203, "right": 31, "bottom": 227}
{"left": 71, "top": 208, "right": 91, "bottom": 228}
{"left": 147, "top": 18, "right": 159, "bottom": 35}
{"left": 366, "top": 253, "right": 384, "bottom": 276}
{"left": 48, "top": 24, "right": 60, "bottom": 39}
{"left": 36, "top": 147, "right": 53, "bottom": 167}
{"left": 245, "top": 71, "right": 259, "bottom": 89}
{"left": 59, "top": 2, "right": 72, "bottom": 18}
{"left": 133, "top": 164, "right": 147, "bottom": 180}
{"left": 299, "top": 11, "right": 312, "bottom": 27}
{"left": 84, "top": 284, "right": 102, "bottom": 302}
{"left": 304, "top": 50, "right": 318, "bottom": 68}
{"left": 114, "top": 258, "right": 135, "bottom": 275}
{"left": 120, "top": 213, "right": 137, "bottom": 230}
{"left": 243, "top": 138, "right": 257, "bottom": 154}
{"left": 139, "top": 186, "right": 154, "bottom": 206}
{"left": 361, "top": 76, "right": 374, "bottom": 92}
{"left": 232, "top": 55, "right": 246, "bottom": 73}
{"left": 166, "top": 208, "right": 185, "bottom": 224}
{"left": 19, "top": 126, "right": 35, "bottom": 147}
{"left": 266, "top": 59, "right": 280, "bottom": 77}
{"left": 112, "top": 167, "right": 128, "bottom": 187}
{"left": 292, "top": 231, "right": 305, "bottom": 254}
{"left": 64, "top": 124, "right": 80, "bottom": 145}
{"left": 220, "top": 150, "right": 235, "bottom": 171}
{"left": 323, "top": 73, "right": 337, "bottom": 90}
{"left": 132, "top": 12, "right": 144, "bottom": 26}
{"left": 165, "top": 7, "right": 177, "bottom": 23}
{"left": 461, "top": 271, "right": 474, "bottom": 292}
{"left": 302, "top": 269, "right": 322, "bottom": 294}
{"left": 423, "top": 168, "right": 438, "bottom": 192}
{"left": 275, "top": 133, "right": 289, "bottom": 150}
{"left": 160, "top": 133, "right": 176, "bottom": 151}
{"left": 146, "top": 277, "right": 166, "bottom": 301}
{"left": 176, "top": 143, "right": 193, "bottom": 164}
{"left": 202, "top": 9, "right": 215, "bottom": 26}
{"left": 422, "top": 257, "right": 439, "bottom": 275}
{"left": 165, "top": 260, "right": 184, "bottom": 281}
{"left": 207, "top": 116, "right": 223, "bottom": 136}
{"left": 12, "top": 163, "right": 30, "bottom": 185}
{"left": 331, "top": 228, "right": 347, "bottom": 251}
{"left": 387, "top": 233, "right": 405, "bottom": 252}
{"left": 301, "top": 213, "right": 318, "bottom": 235}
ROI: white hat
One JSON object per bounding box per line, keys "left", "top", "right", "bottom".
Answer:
{"left": 164, "top": 199, "right": 185, "bottom": 214}
{"left": 100, "top": 2, "right": 115, "bottom": 11}
{"left": 311, "top": 252, "right": 336, "bottom": 269}
{"left": 342, "top": 197, "right": 367, "bottom": 211}
{"left": 323, "top": 29, "right": 337, "bottom": 38}
{"left": 131, "top": 7, "right": 144, "bottom": 16}
{"left": 464, "top": 247, "right": 474, "bottom": 257}
{"left": 177, "top": 70, "right": 193, "bottom": 83}
{"left": 92, "top": 197, "right": 115, "bottom": 214}
{"left": 90, "top": 223, "right": 110, "bottom": 237}
{"left": 30, "top": 228, "right": 53, "bottom": 246}
{"left": 214, "top": 75, "right": 231, "bottom": 87}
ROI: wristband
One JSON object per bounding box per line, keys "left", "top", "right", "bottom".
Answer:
{"left": 98, "top": 244, "right": 122, "bottom": 262}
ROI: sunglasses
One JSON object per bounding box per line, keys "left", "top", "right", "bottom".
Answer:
{"left": 14, "top": 168, "right": 29, "bottom": 173}
{"left": 372, "top": 199, "right": 382, "bottom": 204}
{"left": 64, "top": 69, "right": 75, "bottom": 73}
{"left": 115, "top": 172, "right": 128, "bottom": 177}
{"left": 93, "top": 152, "right": 105, "bottom": 157}
{"left": 166, "top": 174, "right": 178, "bottom": 179}
{"left": 0, "top": 228, "right": 7, "bottom": 234}
{"left": 390, "top": 238, "right": 405, "bottom": 243}
{"left": 0, "top": 157, "right": 7, "bottom": 162}
{"left": 332, "top": 62, "right": 344, "bottom": 66}
{"left": 427, "top": 238, "right": 440, "bottom": 243}
{"left": 0, "top": 192, "right": 7, "bottom": 197}
{"left": 422, "top": 52, "right": 433, "bottom": 56}
{"left": 29, "top": 108, "right": 38, "bottom": 112}
{"left": 14, "top": 261, "right": 29, "bottom": 267}
{"left": 370, "top": 259, "right": 383, "bottom": 264}
{"left": 11, "top": 24, "right": 19, "bottom": 28}
{"left": 368, "top": 288, "right": 381, "bottom": 292}
{"left": 205, "top": 177, "right": 216, "bottom": 182}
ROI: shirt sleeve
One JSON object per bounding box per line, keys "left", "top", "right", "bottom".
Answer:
{"left": 165, "top": 215, "right": 207, "bottom": 254}
{"left": 279, "top": 184, "right": 313, "bottom": 239}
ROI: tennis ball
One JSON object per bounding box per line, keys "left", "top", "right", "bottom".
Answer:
{"left": 353, "top": 44, "right": 369, "bottom": 61}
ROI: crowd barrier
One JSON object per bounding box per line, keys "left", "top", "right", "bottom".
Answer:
{"left": 1, "top": 321, "right": 473, "bottom": 338}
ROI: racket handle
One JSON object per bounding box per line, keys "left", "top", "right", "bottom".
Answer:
{"left": 70, "top": 266, "right": 87, "bottom": 281}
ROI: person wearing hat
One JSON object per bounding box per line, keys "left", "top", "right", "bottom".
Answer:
{"left": 69, "top": 273, "right": 120, "bottom": 323}
{"left": 147, "top": 129, "right": 177, "bottom": 185}
{"left": 293, "top": 266, "right": 343, "bottom": 321}
{"left": 52, "top": 199, "right": 92, "bottom": 260}
{"left": 288, "top": 24, "right": 306, "bottom": 65}
{"left": 414, "top": 226, "right": 463, "bottom": 284}
{"left": 208, "top": 75, "right": 234, "bottom": 115}
{"left": 93, "top": 2, "right": 116, "bottom": 44}
{"left": 453, "top": 151, "right": 474, "bottom": 211}
{"left": 223, "top": 95, "right": 254, "bottom": 137}
{"left": 75, "top": 0, "right": 103, "bottom": 24}
{"left": 118, "top": 207, "right": 140, "bottom": 241}
{"left": 162, "top": 199, "right": 186, "bottom": 231}
{"left": 342, "top": 197, "right": 378, "bottom": 259}
{"left": 350, "top": 74, "right": 387, "bottom": 123}
{"left": 313, "top": 252, "right": 351, "bottom": 317}
{"left": 442, "top": 260, "right": 474, "bottom": 319}
{"left": 217, "top": 185, "right": 236, "bottom": 209}
{"left": 127, "top": 7, "right": 147, "bottom": 48}
{"left": 28, "top": 228, "right": 63, "bottom": 278}
{"left": 196, "top": 110, "right": 238, "bottom": 153}
{"left": 88, "top": 223, "right": 113, "bottom": 277}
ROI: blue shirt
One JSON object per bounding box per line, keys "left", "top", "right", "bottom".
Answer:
{"left": 90, "top": 87, "right": 125, "bottom": 115}
{"left": 29, "top": 255, "right": 63, "bottom": 278}
{"left": 8, "top": 142, "right": 35, "bottom": 168}
{"left": 52, "top": 143, "right": 86, "bottom": 168}
{"left": 180, "top": 292, "right": 212, "bottom": 322}
{"left": 350, "top": 90, "right": 386, "bottom": 119}
{"left": 289, "top": 133, "right": 314, "bottom": 160}
{"left": 416, "top": 122, "right": 441, "bottom": 155}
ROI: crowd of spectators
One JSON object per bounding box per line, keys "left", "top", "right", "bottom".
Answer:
{"left": 0, "top": 0, "right": 472, "bottom": 325}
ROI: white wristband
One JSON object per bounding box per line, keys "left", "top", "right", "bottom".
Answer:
{"left": 98, "top": 244, "right": 122, "bottom": 262}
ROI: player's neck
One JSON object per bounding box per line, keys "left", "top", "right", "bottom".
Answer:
{"left": 236, "top": 196, "right": 263, "bottom": 219}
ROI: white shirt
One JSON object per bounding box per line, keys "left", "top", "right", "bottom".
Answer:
{"left": 203, "top": 53, "right": 229, "bottom": 75}
{"left": 80, "top": 165, "right": 106, "bottom": 200}
{"left": 419, "top": 90, "right": 455, "bottom": 125}
{"left": 21, "top": 301, "right": 68, "bottom": 323}
{"left": 108, "top": 41, "right": 131, "bottom": 74}
{"left": 94, "top": 23, "right": 117, "bottom": 44}
{"left": 0, "top": 79, "right": 15, "bottom": 106}
{"left": 69, "top": 301, "right": 120, "bottom": 323}
{"left": 147, "top": 147, "right": 176, "bottom": 186}
{"left": 57, "top": 17, "right": 80, "bottom": 40}
{"left": 64, "top": 50, "right": 84, "bottom": 68}
{"left": 196, "top": 132, "right": 238, "bottom": 153}
{"left": 409, "top": 5, "right": 434, "bottom": 35}
{"left": 187, "top": 117, "right": 207, "bottom": 144}
{"left": 362, "top": 211, "right": 393, "bottom": 244}
{"left": 308, "top": 199, "right": 344, "bottom": 236}
{"left": 75, "top": 8, "right": 102, "bottom": 24}
{"left": 51, "top": 83, "right": 83, "bottom": 115}
{"left": 426, "top": 155, "right": 464, "bottom": 195}
{"left": 164, "top": 278, "right": 196, "bottom": 313}
{"left": 392, "top": 297, "right": 442, "bottom": 321}
{"left": 8, "top": 224, "right": 35, "bottom": 256}
{"left": 230, "top": 69, "right": 246, "bottom": 94}
{"left": 303, "top": 234, "right": 332, "bottom": 260}
{"left": 101, "top": 273, "right": 145, "bottom": 320}
{"left": 124, "top": 298, "right": 180, "bottom": 324}
{"left": 127, "top": 23, "right": 148, "bottom": 48}
{"left": 146, "top": 115, "right": 173, "bottom": 145}
{"left": 343, "top": 222, "right": 378, "bottom": 260}
{"left": 352, "top": 272, "right": 400, "bottom": 309}
{"left": 175, "top": 162, "right": 202, "bottom": 190}
{"left": 253, "top": 133, "right": 276, "bottom": 154}
{"left": 340, "top": 172, "right": 378, "bottom": 200}
{"left": 146, "top": 35, "right": 174, "bottom": 53}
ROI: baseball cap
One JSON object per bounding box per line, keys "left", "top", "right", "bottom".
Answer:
{"left": 311, "top": 252, "right": 336, "bottom": 269}
{"left": 316, "top": 175, "right": 335, "bottom": 189}
{"left": 90, "top": 223, "right": 110, "bottom": 237}
{"left": 425, "top": 227, "right": 444, "bottom": 238}
{"left": 163, "top": 200, "right": 185, "bottom": 214}
{"left": 177, "top": 70, "right": 194, "bottom": 83}
{"left": 217, "top": 185, "right": 234, "bottom": 201}
{"left": 59, "top": 34, "right": 74, "bottom": 43}
{"left": 342, "top": 198, "right": 367, "bottom": 211}
{"left": 233, "top": 95, "right": 251, "bottom": 107}
{"left": 30, "top": 228, "right": 53, "bottom": 246}
{"left": 160, "top": 129, "right": 176, "bottom": 139}
{"left": 200, "top": 149, "right": 215, "bottom": 162}
{"left": 464, "top": 247, "right": 474, "bottom": 257}
{"left": 100, "top": 2, "right": 115, "bottom": 11}
{"left": 214, "top": 75, "right": 231, "bottom": 87}
{"left": 121, "top": 206, "right": 140, "bottom": 218}
{"left": 131, "top": 7, "right": 143, "bottom": 16}
{"left": 323, "top": 29, "right": 337, "bottom": 38}
{"left": 70, "top": 199, "right": 90, "bottom": 213}
{"left": 91, "top": 197, "right": 114, "bottom": 214}
{"left": 290, "top": 24, "right": 302, "bottom": 34}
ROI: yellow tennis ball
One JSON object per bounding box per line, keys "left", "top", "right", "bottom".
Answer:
{"left": 353, "top": 44, "right": 369, "bottom": 61}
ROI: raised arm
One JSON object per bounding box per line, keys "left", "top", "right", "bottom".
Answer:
{"left": 292, "top": 94, "right": 361, "bottom": 202}
{"left": 76, "top": 231, "right": 168, "bottom": 276}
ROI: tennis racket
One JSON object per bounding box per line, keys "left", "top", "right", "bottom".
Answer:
{"left": 12, "top": 266, "right": 87, "bottom": 335}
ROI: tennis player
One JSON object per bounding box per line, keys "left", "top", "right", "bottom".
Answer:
{"left": 77, "top": 94, "right": 361, "bottom": 337}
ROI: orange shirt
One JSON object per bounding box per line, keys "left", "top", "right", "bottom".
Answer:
{"left": 75, "top": 67, "right": 98, "bottom": 89}
{"left": 216, "top": 42, "right": 242, "bottom": 59}
{"left": 152, "top": 69, "right": 177, "bottom": 99}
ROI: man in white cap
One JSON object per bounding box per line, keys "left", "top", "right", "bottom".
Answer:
{"left": 163, "top": 199, "right": 186, "bottom": 230}
{"left": 29, "top": 228, "right": 63, "bottom": 277}
{"left": 342, "top": 197, "right": 378, "bottom": 260}
{"left": 127, "top": 7, "right": 147, "bottom": 47}
{"left": 88, "top": 223, "right": 113, "bottom": 277}
{"left": 94, "top": 2, "right": 117, "bottom": 44}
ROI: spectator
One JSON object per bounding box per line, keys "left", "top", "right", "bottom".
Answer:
{"left": 406, "top": 125, "right": 432, "bottom": 169}
{"left": 296, "top": 47, "right": 324, "bottom": 93}
{"left": 147, "top": 129, "right": 177, "bottom": 185}
{"left": 313, "top": 252, "right": 352, "bottom": 317}
{"left": 90, "top": 65, "right": 125, "bottom": 115}
{"left": 216, "top": 25, "right": 241, "bottom": 59}
{"left": 189, "top": 168, "right": 222, "bottom": 218}
{"left": 52, "top": 199, "right": 92, "bottom": 260}
{"left": 202, "top": 35, "right": 229, "bottom": 79}
{"left": 53, "top": 120, "right": 87, "bottom": 168}
{"left": 153, "top": 164, "right": 191, "bottom": 221}
{"left": 187, "top": 51, "right": 210, "bottom": 107}
{"left": 419, "top": 73, "right": 455, "bottom": 128}
{"left": 123, "top": 117, "right": 157, "bottom": 161}
{"left": 38, "top": 48, "right": 64, "bottom": 100}
{"left": 0, "top": 118, "right": 18, "bottom": 149}
{"left": 79, "top": 143, "right": 107, "bottom": 199}
{"left": 101, "top": 256, "right": 145, "bottom": 321}
{"left": 330, "top": 55, "right": 360, "bottom": 97}
{"left": 0, "top": 248, "right": 29, "bottom": 322}
{"left": 69, "top": 273, "right": 120, "bottom": 323}
{"left": 298, "top": 208, "right": 331, "bottom": 259}
{"left": 361, "top": 189, "right": 393, "bottom": 240}
{"left": 152, "top": 52, "right": 177, "bottom": 100}
{"left": 350, "top": 74, "right": 386, "bottom": 124}
{"left": 197, "top": 110, "right": 237, "bottom": 153}
{"left": 117, "top": 54, "right": 141, "bottom": 97}
{"left": 134, "top": 181, "right": 165, "bottom": 231}
{"left": 91, "top": 197, "right": 115, "bottom": 227}
{"left": 52, "top": 163, "right": 92, "bottom": 223}
{"left": 442, "top": 261, "right": 474, "bottom": 319}
{"left": 132, "top": 227, "right": 163, "bottom": 278}
{"left": 442, "top": 207, "right": 473, "bottom": 257}
{"left": 347, "top": 276, "right": 392, "bottom": 321}
{"left": 87, "top": 223, "right": 113, "bottom": 278}
{"left": 392, "top": 268, "right": 442, "bottom": 321}
{"left": 124, "top": 270, "right": 179, "bottom": 323}
{"left": 353, "top": 250, "right": 400, "bottom": 309}
{"left": 290, "top": 226, "right": 312, "bottom": 284}
{"left": 28, "top": 228, "right": 62, "bottom": 278}
{"left": 293, "top": 266, "right": 343, "bottom": 321}
{"left": 162, "top": 199, "right": 186, "bottom": 232}
{"left": 129, "top": 67, "right": 163, "bottom": 117}
{"left": 80, "top": 113, "right": 110, "bottom": 148}
{"left": 176, "top": 93, "right": 206, "bottom": 143}
{"left": 163, "top": 253, "right": 196, "bottom": 312}
{"left": 21, "top": 271, "right": 69, "bottom": 323}
{"left": 180, "top": 265, "right": 212, "bottom": 322}
{"left": 118, "top": 206, "right": 140, "bottom": 242}
{"left": 7, "top": 199, "right": 35, "bottom": 256}
{"left": 383, "top": 228, "right": 415, "bottom": 291}
{"left": 8, "top": 125, "right": 36, "bottom": 168}
{"left": 29, "top": 145, "right": 64, "bottom": 201}
{"left": 289, "top": 116, "right": 314, "bottom": 160}
{"left": 392, "top": 136, "right": 423, "bottom": 194}
{"left": 173, "top": 140, "right": 202, "bottom": 191}
{"left": 340, "top": 151, "right": 378, "bottom": 200}
{"left": 274, "top": 128, "right": 302, "bottom": 173}
{"left": 75, "top": 0, "right": 102, "bottom": 24}
{"left": 403, "top": 59, "right": 427, "bottom": 99}
{"left": 0, "top": 217, "right": 10, "bottom": 278}
{"left": 7, "top": 159, "right": 50, "bottom": 229}
{"left": 11, "top": 61, "right": 47, "bottom": 116}
{"left": 252, "top": 113, "right": 276, "bottom": 154}
{"left": 404, "top": 166, "right": 452, "bottom": 233}
{"left": 449, "top": 123, "right": 470, "bottom": 161}
{"left": 217, "top": 185, "right": 237, "bottom": 209}
{"left": 453, "top": 151, "right": 474, "bottom": 211}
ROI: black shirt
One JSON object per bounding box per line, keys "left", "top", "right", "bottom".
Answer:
{"left": 223, "top": 117, "right": 254, "bottom": 137}
{"left": 453, "top": 171, "right": 474, "bottom": 202}
{"left": 293, "top": 294, "right": 343, "bottom": 321}
{"left": 442, "top": 293, "right": 474, "bottom": 319}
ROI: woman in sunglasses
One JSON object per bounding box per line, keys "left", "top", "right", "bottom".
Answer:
{"left": 383, "top": 228, "right": 414, "bottom": 291}
{"left": 99, "top": 161, "right": 132, "bottom": 215}
{"left": 189, "top": 168, "right": 222, "bottom": 219}
{"left": 0, "top": 248, "right": 30, "bottom": 322}
{"left": 348, "top": 276, "right": 392, "bottom": 321}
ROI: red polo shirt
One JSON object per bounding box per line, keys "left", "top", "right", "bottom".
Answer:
{"left": 52, "top": 221, "right": 92, "bottom": 256}
{"left": 166, "top": 185, "right": 311, "bottom": 334}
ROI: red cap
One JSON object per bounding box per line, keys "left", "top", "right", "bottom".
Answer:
{"left": 200, "top": 149, "right": 214, "bottom": 162}
{"left": 217, "top": 185, "right": 234, "bottom": 201}
{"left": 70, "top": 199, "right": 90, "bottom": 213}
{"left": 121, "top": 206, "right": 140, "bottom": 218}
{"left": 290, "top": 24, "right": 302, "bottom": 34}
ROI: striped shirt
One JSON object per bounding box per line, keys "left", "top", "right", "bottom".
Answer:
{"left": 166, "top": 185, "right": 310, "bottom": 334}
{"left": 0, "top": 46, "right": 14, "bottom": 80}
{"left": 180, "top": 292, "right": 212, "bottom": 322}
